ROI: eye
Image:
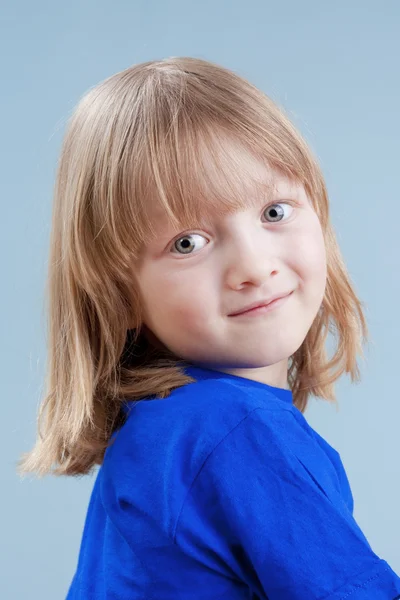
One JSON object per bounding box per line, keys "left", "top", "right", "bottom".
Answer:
{"left": 169, "top": 202, "right": 294, "bottom": 256}
{"left": 262, "top": 202, "right": 294, "bottom": 223}
{"left": 170, "top": 233, "right": 208, "bottom": 255}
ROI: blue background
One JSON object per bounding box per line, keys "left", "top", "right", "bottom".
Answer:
{"left": 2, "top": 1, "right": 399, "bottom": 597}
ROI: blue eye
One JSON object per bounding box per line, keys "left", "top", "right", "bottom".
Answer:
{"left": 171, "top": 233, "right": 208, "bottom": 255}
{"left": 170, "top": 202, "right": 294, "bottom": 255}
{"left": 263, "top": 202, "right": 293, "bottom": 223}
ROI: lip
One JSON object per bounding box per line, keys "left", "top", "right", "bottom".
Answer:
{"left": 228, "top": 291, "right": 293, "bottom": 316}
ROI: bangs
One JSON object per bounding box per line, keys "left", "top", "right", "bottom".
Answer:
{"left": 130, "top": 123, "right": 313, "bottom": 249}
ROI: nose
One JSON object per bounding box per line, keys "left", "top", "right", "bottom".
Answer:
{"left": 224, "top": 231, "right": 277, "bottom": 290}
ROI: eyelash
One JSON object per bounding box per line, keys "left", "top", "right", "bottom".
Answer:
{"left": 168, "top": 200, "right": 296, "bottom": 256}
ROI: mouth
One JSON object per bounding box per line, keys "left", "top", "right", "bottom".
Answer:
{"left": 228, "top": 291, "right": 293, "bottom": 317}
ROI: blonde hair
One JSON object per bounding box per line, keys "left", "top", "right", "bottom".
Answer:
{"left": 18, "top": 56, "right": 368, "bottom": 478}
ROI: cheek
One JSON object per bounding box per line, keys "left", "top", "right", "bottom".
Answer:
{"left": 139, "top": 267, "right": 211, "bottom": 327}
{"left": 292, "top": 219, "right": 327, "bottom": 279}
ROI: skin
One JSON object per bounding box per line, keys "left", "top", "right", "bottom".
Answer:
{"left": 129, "top": 150, "right": 327, "bottom": 390}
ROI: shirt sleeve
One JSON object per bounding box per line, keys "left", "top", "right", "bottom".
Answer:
{"left": 174, "top": 407, "right": 400, "bottom": 600}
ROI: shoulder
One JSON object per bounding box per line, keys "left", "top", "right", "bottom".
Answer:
{"left": 106, "top": 377, "right": 291, "bottom": 464}
{"left": 117, "top": 375, "right": 295, "bottom": 444}
{"left": 100, "top": 377, "right": 290, "bottom": 540}
{"left": 101, "top": 377, "right": 296, "bottom": 498}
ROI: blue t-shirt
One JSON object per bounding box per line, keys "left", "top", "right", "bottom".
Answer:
{"left": 66, "top": 365, "right": 400, "bottom": 599}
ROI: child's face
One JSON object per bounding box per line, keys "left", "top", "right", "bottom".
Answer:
{"left": 130, "top": 154, "right": 327, "bottom": 389}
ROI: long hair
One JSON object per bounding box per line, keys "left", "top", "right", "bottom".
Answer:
{"left": 18, "top": 56, "right": 368, "bottom": 477}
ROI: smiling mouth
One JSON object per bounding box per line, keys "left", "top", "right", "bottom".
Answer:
{"left": 228, "top": 290, "right": 293, "bottom": 317}
{"left": 229, "top": 291, "right": 293, "bottom": 317}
